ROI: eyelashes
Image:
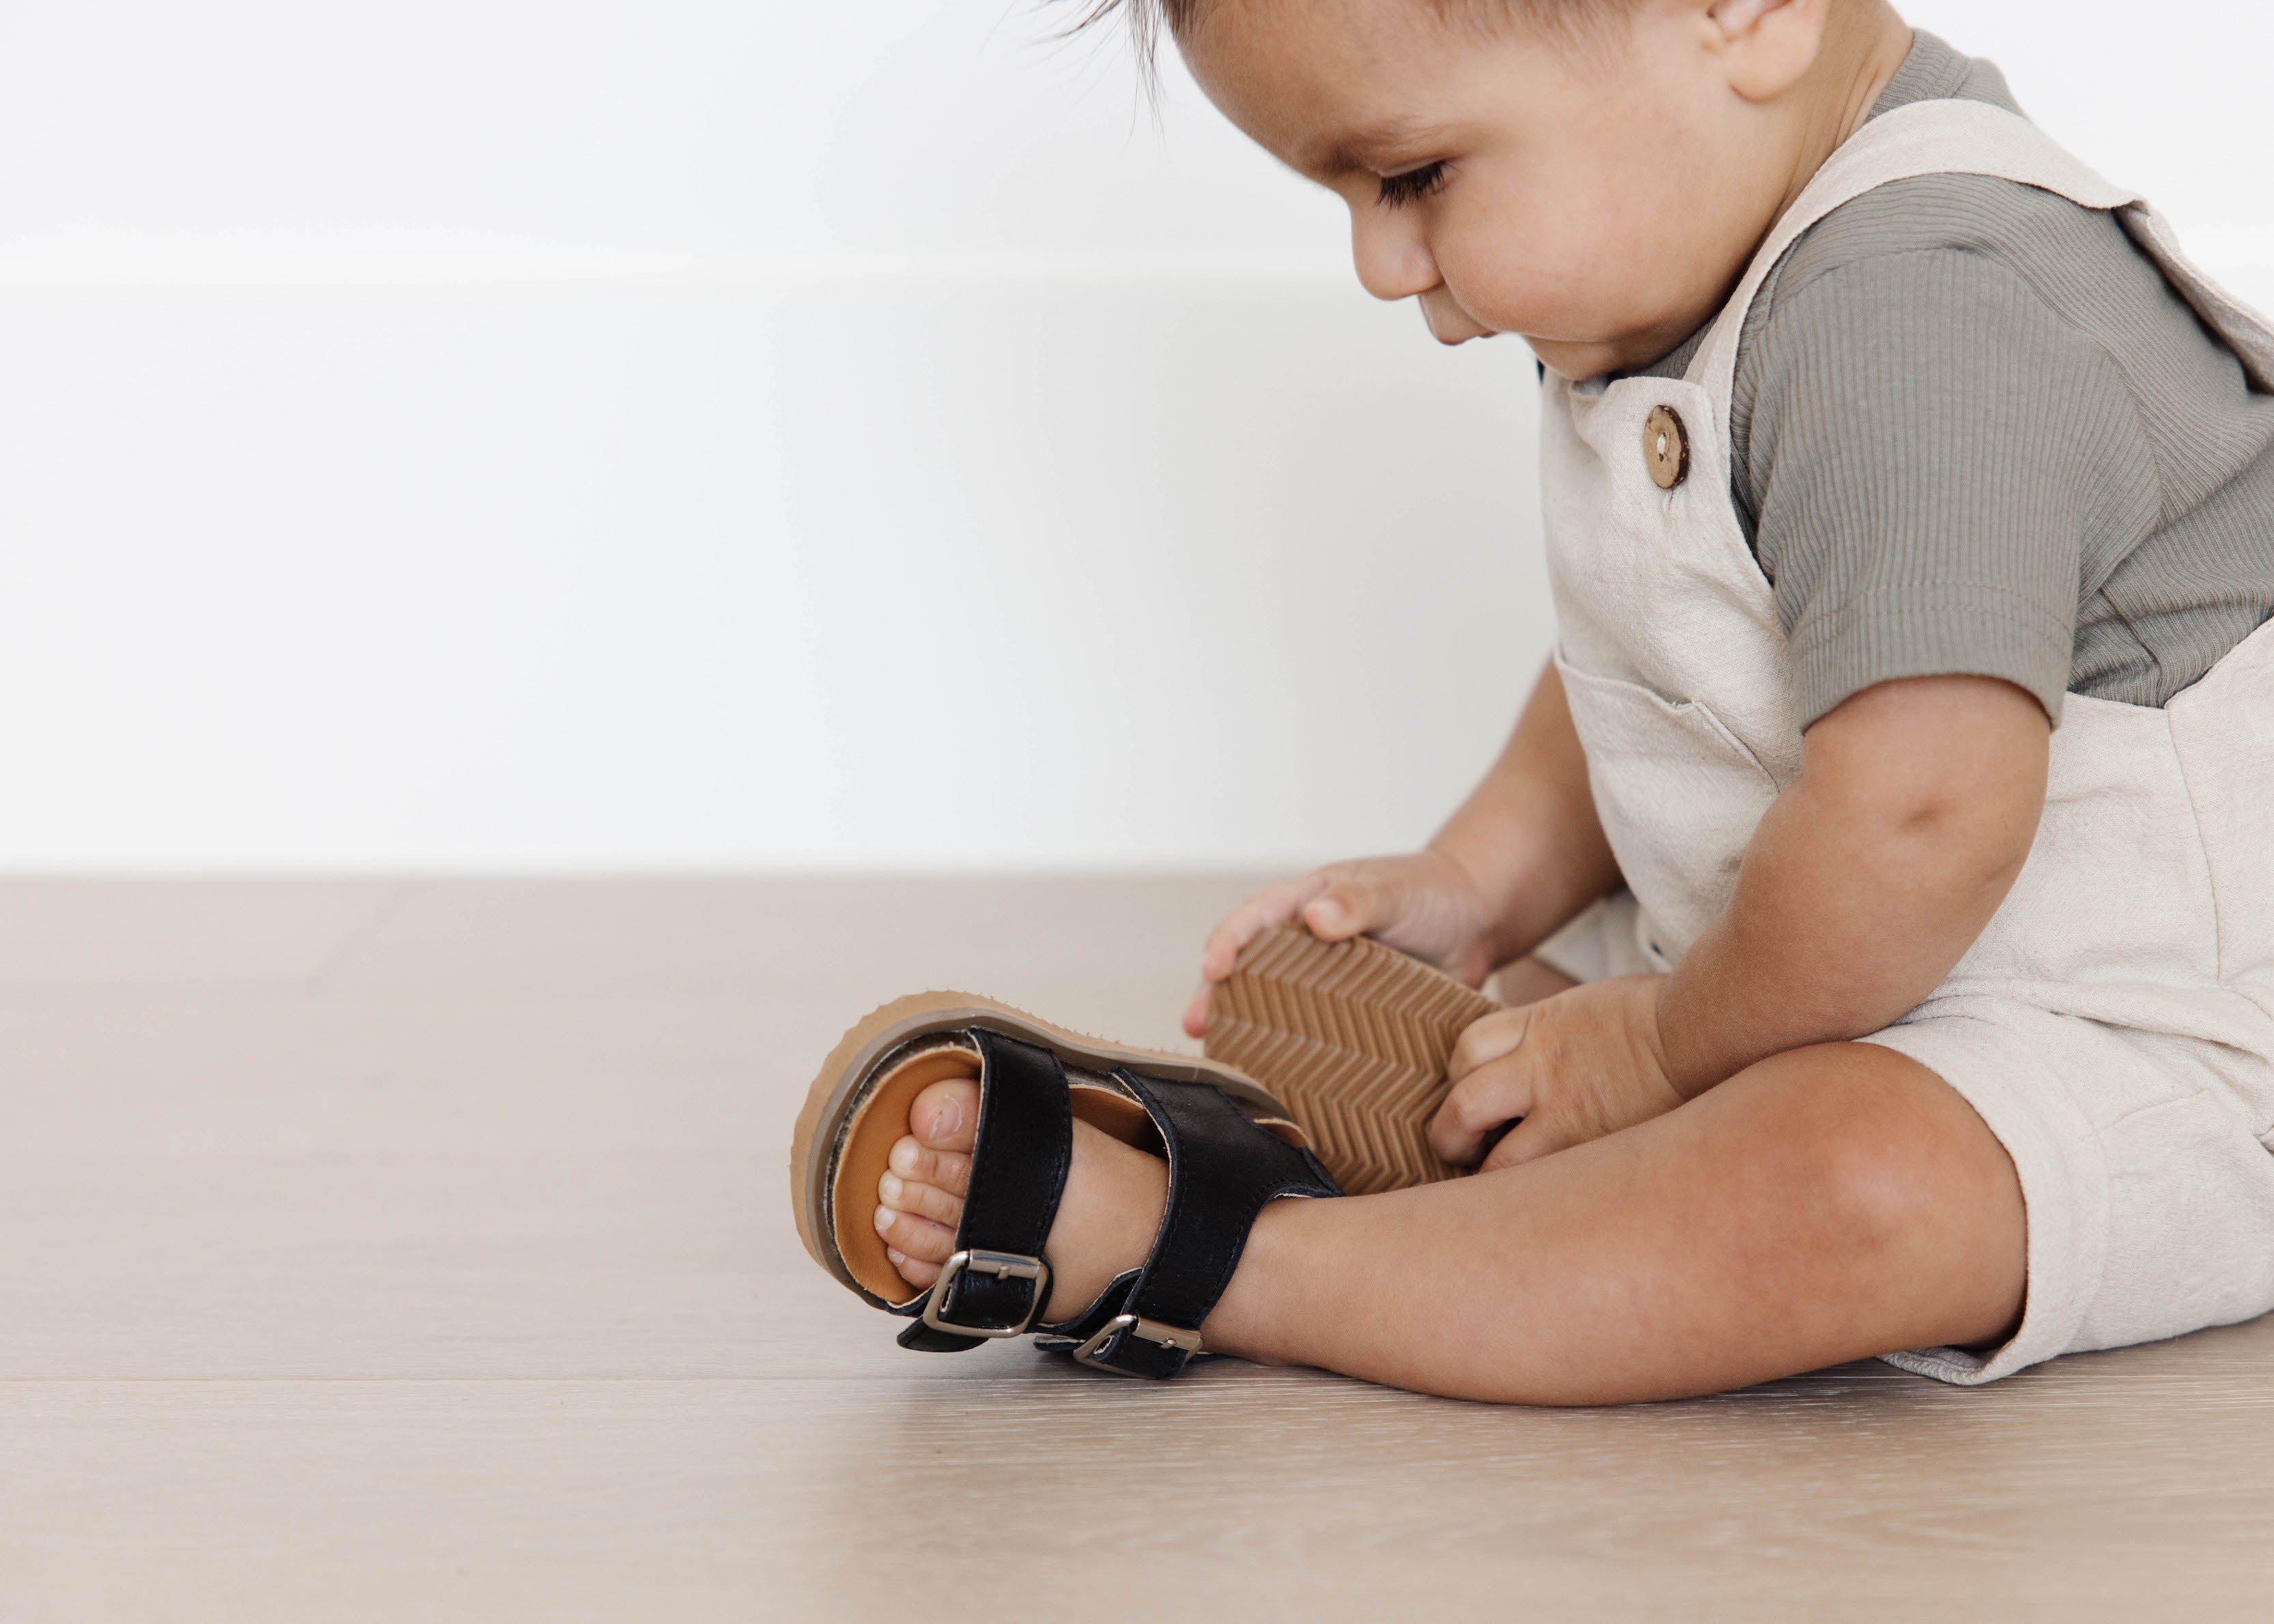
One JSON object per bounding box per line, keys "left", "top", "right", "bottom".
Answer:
{"left": 1377, "top": 161, "right": 1448, "bottom": 208}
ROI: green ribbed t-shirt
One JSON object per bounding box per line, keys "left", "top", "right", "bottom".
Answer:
{"left": 1635, "top": 30, "right": 2274, "bottom": 726}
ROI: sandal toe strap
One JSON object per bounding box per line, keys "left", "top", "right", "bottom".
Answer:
{"left": 893, "top": 1028, "right": 1071, "bottom": 1351}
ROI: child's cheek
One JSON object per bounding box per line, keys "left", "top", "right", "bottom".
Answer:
{"left": 1434, "top": 217, "right": 1574, "bottom": 341}
{"left": 1453, "top": 156, "right": 1634, "bottom": 333}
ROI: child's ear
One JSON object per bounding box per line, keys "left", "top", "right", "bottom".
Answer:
{"left": 1700, "top": 0, "right": 1835, "bottom": 103}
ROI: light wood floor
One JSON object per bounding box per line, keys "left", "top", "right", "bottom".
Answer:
{"left": 3, "top": 878, "right": 2269, "bottom": 1620}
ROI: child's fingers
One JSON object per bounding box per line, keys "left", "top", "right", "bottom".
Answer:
{"left": 1298, "top": 890, "right": 1361, "bottom": 939}
{"left": 1299, "top": 873, "right": 1397, "bottom": 940}
{"left": 1448, "top": 1006, "right": 1530, "bottom": 1083}
{"left": 1477, "top": 1110, "right": 1584, "bottom": 1173}
{"left": 1199, "top": 873, "right": 1332, "bottom": 981}
{"left": 1181, "top": 981, "right": 1214, "bottom": 1039}
{"left": 1428, "top": 1054, "right": 1534, "bottom": 1166}
{"left": 1190, "top": 870, "right": 1338, "bottom": 1036}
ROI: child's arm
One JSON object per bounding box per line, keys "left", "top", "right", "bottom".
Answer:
{"left": 1183, "top": 661, "right": 1622, "bottom": 1036}
{"left": 1427, "top": 656, "right": 1626, "bottom": 966}
{"left": 1656, "top": 673, "right": 2049, "bottom": 1094}
{"left": 1431, "top": 673, "right": 2049, "bottom": 1168}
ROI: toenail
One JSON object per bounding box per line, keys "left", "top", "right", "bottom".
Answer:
{"left": 874, "top": 1203, "right": 895, "bottom": 1234}
{"left": 878, "top": 1172, "right": 904, "bottom": 1204}
{"left": 888, "top": 1139, "right": 918, "bottom": 1174}
{"left": 927, "top": 1099, "right": 962, "bottom": 1142}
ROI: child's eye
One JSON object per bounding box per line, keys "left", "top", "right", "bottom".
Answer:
{"left": 1377, "top": 162, "right": 1448, "bottom": 209}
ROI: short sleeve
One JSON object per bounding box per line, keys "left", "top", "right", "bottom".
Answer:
{"left": 1738, "top": 245, "right": 2161, "bottom": 727}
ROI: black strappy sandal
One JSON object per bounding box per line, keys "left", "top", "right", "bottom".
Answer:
{"left": 791, "top": 994, "right": 1340, "bottom": 1377}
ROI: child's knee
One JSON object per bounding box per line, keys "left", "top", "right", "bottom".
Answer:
{"left": 1729, "top": 1043, "right": 2024, "bottom": 1268}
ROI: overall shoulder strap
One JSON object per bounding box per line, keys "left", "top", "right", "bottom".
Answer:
{"left": 1685, "top": 100, "right": 2138, "bottom": 418}
{"left": 2116, "top": 210, "right": 2274, "bottom": 393}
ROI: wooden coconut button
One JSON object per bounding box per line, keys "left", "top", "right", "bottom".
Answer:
{"left": 1643, "top": 404, "right": 1689, "bottom": 490}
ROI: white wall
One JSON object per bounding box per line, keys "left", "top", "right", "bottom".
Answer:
{"left": 0, "top": 1, "right": 2267, "bottom": 870}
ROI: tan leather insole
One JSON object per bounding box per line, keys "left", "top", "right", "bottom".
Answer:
{"left": 831, "top": 1043, "right": 981, "bottom": 1303}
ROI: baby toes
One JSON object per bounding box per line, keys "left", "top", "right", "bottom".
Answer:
{"left": 877, "top": 1076, "right": 982, "bottom": 1291}
{"left": 886, "top": 1245, "right": 939, "bottom": 1288}
{"left": 875, "top": 1203, "right": 955, "bottom": 1271}
{"left": 887, "top": 1134, "right": 970, "bottom": 1198}
{"left": 908, "top": 1078, "right": 979, "bottom": 1153}
{"left": 878, "top": 1163, "right": 962, "bottom": 1228}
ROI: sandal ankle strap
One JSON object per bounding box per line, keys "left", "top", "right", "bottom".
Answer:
{"left": 1060, "top": 1066, "right": 1338, "bottom": 1378}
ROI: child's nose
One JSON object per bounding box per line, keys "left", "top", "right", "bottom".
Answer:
{"left": 1348, "top": 207, "right": 1442, "bottom": 304}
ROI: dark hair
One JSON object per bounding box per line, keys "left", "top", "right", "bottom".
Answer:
{"left": 1052, "top": 0, "right": 1200, "bottom": 44}
{"left": 1049, "top": 1, "right": 1197, "bottom": 98}
{"left": 1055, "top": 1, "right": 1635, "bottom": 91}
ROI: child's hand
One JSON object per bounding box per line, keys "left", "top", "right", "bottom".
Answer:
{"left": 1182, "top": 850, "right": 1500, "bottom": 1039}
{"left": 1430, "top": 975, "right": 1682, "bottom": 1171}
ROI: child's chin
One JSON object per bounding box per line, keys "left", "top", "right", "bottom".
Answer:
{"left": 1419, "top": 302, "right": 1493, "bottom": 346}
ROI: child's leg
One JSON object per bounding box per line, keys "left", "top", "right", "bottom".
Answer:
{"left": 874, "top": 1042, "right": 2024, "bottom": 1405}
{"left": 1215, "top": 1042, "right": 2024, "bottom": 1402}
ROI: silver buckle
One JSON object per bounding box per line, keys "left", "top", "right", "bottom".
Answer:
{"left": 920, "top": 1249, "right": 1052, "bottom": 1339}
{"left": 1070, "top": 1313, "right": 1203, "bottom": 1374}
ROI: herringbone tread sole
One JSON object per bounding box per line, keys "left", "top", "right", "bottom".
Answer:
{"left": 1203, "top": 926, "right": 1499, "bottom": 1194}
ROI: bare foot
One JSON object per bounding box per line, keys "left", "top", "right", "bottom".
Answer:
{"left": 874, "top": 1077, "right": 1168, "bottom": 1323}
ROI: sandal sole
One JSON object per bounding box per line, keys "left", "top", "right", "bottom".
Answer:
{"left": 790, "top": 991, "right": 1295, "bottom": 1309}
{"left": 1203, "top": 926, "right": 1499, "bottom": 1195}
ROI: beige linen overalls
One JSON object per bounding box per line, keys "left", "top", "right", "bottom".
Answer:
{"left": 1534, "top": 98, "right": 2274, "bottom": 1382}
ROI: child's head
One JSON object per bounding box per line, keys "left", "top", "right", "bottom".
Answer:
{"left": 1080, "top": 0, "right": 1908, "bottom": 377}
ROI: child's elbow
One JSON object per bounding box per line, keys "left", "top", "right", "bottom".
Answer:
{"left": 1882, "top": 777, "right": 2041, "bottom": 891}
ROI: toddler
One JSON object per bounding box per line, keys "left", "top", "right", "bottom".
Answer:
{"left": 824, "top": 0, "right": 2274, "bottom": 1401}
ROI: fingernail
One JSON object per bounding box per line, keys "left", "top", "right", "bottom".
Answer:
{"left": 878, "top": 1172, "right": 904, "bottom": 1204}
{"left": 874, "top": 1204, "right": 895, "bottom": 1234}
{"left": 1309, "top": 900, "right": 1342, "bottom": 925}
